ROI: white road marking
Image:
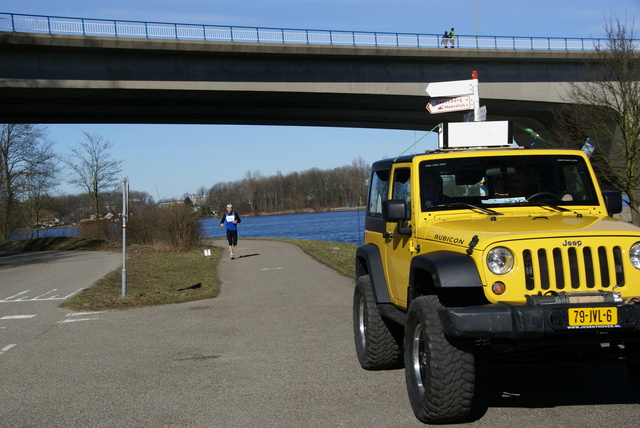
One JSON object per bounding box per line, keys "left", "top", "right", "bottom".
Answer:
{"left": 57, "top": 311, "right": 104, "bottom": 323}
{"left": 0, "top": 290, "right": 30, "bottom": 302}
{"left": 260, "top": 267, "right": 284, "bottom": 271}
{"left": 32, "top": 289, "right": 60, "bottom": 299}
{"left": 58, "top": 318, "right": 100, "bottom": 323}
{"left": 0, "top": 315, "right": 37, "bottom": 320}
{"left": 0, "top": 344, "right": 16, "bottom": 355}
{"left": 67, "top": 312, "right": 104, "bottom": 317}
{"left": 0, "top": 287, "right": 84, "bottom": 303}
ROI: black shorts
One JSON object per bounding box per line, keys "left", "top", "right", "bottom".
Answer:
{"left": 226, "top": 229, "right": 238, "bottom": 246}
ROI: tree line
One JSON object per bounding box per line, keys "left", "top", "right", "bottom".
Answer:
{"left": 193, "top": 158, "right": 369, "bottom": 216}
{"left": 0, "top": 126, "right": 125, "bottom": 241}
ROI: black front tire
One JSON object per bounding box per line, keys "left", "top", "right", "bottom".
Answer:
{"left": 404, "top": 295, "right": 475, "bottom": 424}
{"left": 352, "top": 275, "right": 402, "bottom": 370}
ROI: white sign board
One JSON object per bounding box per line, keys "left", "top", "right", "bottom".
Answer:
{"left": 425, "top": 79, "right": 475, "bottom": 97}
{"left": 426, "top": 96, "right": 472, "bottom": 114}
{"left": 438, "top": 121, "right": 513, "bottom": 148}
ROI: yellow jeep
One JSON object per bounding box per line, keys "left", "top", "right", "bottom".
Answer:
{"left": 353, "top": 122, "right": 640, "bottom": 424}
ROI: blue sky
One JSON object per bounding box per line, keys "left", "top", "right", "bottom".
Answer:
{"left": 2, "top": 0, "right": 638, "bottom": 200}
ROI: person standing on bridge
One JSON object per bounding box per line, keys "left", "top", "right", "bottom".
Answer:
{"left": 442, "top": 31, "right": 450, "bottom": 47}
{"left": 449, "top": 28, "right": 456, "bottom": 48}
{"left": 220, "top": 204, "right": 241, "bottom": 259}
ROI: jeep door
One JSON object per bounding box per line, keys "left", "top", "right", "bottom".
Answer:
{"left": 385, "top": 165, "right": 413, "bottom": 306}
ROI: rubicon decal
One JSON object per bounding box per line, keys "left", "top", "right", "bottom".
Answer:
{"left": 434, "top": 234, "right": 465, "bottom": 245}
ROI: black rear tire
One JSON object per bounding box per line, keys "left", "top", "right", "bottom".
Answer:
{"left": 627, "top": 343, "right": 640, "bottom": 402}
{"left": 404, "top": 295, "right": 475, "bottom": 423}
{"left": 352, "top": 275, "right": 402, "bottom": 370}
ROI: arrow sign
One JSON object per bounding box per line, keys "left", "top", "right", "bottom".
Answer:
{"left": 426, "top": 96, "right": 472, "bottom": 114}
{"left": 425, "top": 72, "right": 482, "bottom": 121}
{"left": 425, "top": 79, "right": 475, "bottom": 97}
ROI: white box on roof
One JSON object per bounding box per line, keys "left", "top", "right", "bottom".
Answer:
{"left": 438, "top": 121, "right": 513, "bottom": 149}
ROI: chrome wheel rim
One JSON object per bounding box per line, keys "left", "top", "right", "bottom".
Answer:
{"left": 357, "top": 295, "right": 366, "bottom": 348}
{"left": 410, "top": 323, "right": 426, "bottom": 391}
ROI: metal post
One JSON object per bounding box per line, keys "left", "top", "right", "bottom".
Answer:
{"left": 471, "top": 71, "right": 480, "bottom": 122}
{"left": 121, "top": 178, "right": 129, "bottom": 297}
{"left": 474, "top": 0, "right": 479, "bottom": 36}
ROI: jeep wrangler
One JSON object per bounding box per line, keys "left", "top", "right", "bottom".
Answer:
{"left": 353, "top": 121, "right": 640, "bottom": 424}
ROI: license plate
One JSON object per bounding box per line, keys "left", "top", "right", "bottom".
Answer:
{"left": 568, "top": 307, "right": 618, "bottom": 327}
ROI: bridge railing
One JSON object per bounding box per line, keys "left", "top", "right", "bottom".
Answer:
{"left": 1, "top": 12, "right": 635, "bottom": 51}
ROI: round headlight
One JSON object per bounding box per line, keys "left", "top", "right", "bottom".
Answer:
{"left": 630, "top": 242, "right": 640, "bottom": 269}
{"left": 487, "top": 247, "right": 514, "bottom": 275}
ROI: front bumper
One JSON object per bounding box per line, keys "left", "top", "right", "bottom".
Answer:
{"left": 439, "top": 302, "right": 640, "bottom": 340}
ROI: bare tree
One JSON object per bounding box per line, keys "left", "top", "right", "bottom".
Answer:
{"left": 0, "top": 124, "right": 58, "bottom": 240}
{"left": 23, "top": 148, "right": 61, "bottom": 237}
{"left": 130, "top": 190, "right": 155, "bottom": 206}
{"left": 63, "top": 132, "right": 123, "bottom": 219}
{"left": 556, "top": 17, "right": 640, "bottom": 224}
{"left": 350, "top": 156, "right": 370, "bottom": 206}
{"left": 193, "top": 185, "right": 211, "bottom": 215}
{"left": 201, "top": 158, "right": 372, "bottom": 215}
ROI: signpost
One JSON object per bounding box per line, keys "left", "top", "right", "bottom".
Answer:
{"left": 122, "top": 177, "right": 129, "bottom": 298}
{"left": 426, "top": 70, "right": 482, "bottom": 121}
{"left": 426, "top": 96, "right": 472, "bottom": 114}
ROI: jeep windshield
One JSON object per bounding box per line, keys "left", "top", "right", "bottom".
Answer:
{"left": 420, "top": 154, "right": 599, "bottom": 212}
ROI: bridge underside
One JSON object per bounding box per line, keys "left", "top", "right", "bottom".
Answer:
{"left": 0, "top": 86, "right": 557, "bottom": 131}
{"left": 0, "top": 32, "right": 588, "bottom": 143}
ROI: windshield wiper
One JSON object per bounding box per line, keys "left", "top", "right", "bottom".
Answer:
{"left": 512, "top": 201, "right": 570, "bottom": 212}
{"left": 442, "top": 203, "right": 504, "bottom": 216}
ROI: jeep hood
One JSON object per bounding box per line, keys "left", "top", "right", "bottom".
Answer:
{"left": 421, "top": 213, "right": 640, "bottom": 251}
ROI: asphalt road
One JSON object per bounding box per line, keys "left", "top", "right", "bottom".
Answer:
{"left": 1, "top": 241, "right": 639, "bottom": 427}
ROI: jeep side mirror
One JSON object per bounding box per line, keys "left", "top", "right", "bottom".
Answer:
{"left": 602, "top": 191, "right": 623, "bottom": 215}
{"left": 382, "top": 199, "right": 407, "bottom": 222}
{"left": 382, "top": 199, "right": 412, "bottom": 236}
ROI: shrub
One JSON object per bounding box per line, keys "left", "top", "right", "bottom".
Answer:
{"left": 126, "top": 203, "right": 158, "bottom": 246}
{"left": 127, "top": 203, "right": 201, "bottom": 252}
{"left": 79, "top": 219, "right": 119, "bottom": 240}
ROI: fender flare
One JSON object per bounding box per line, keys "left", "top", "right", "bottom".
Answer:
{"left": 356, "top": 244, "right": 391, "bottom": 304}
{"left": 410, "top": 250, "right": 483, "bottom": 289}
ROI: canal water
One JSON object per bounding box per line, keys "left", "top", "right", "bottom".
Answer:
{"left": 202, "top": 210, "right": 365, "bottom": 244}
{"left": 12, "top": 210, "right": 366, "bottom": 245}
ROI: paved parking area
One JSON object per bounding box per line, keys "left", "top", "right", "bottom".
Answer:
{"left": 1, "top": 242, "right": 639, "bottom": 427}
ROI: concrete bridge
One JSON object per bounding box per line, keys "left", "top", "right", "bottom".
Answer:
{"left": 0, "top": 31, "right": 598, "bottom": 142}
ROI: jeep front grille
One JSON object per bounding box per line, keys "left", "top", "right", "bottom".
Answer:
{"left": 522, "top": 246, "right": 624, "bottom": 291}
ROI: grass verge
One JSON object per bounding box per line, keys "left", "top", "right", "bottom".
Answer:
{"left": 60, "top": 245, "right": 223, "bottom": 311}
{"left": 268, "top": 238, "right": 357, "bottom": 278}
{"left": 1, "top": 237, "right": 357, "bottom": 311}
